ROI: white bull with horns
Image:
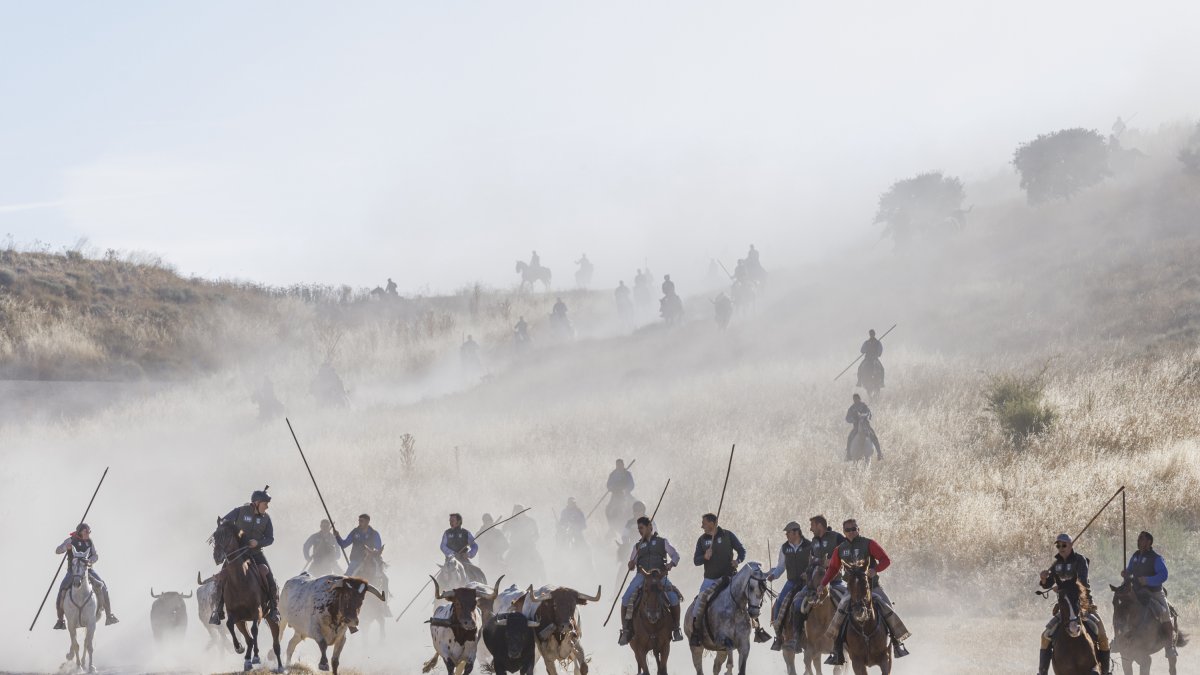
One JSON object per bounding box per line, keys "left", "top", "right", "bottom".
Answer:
{"left": 278, "top": 572, "right": 385, "bottom": 675}
{"left": 421, "top": 576, "right": 504, "bottom": 675}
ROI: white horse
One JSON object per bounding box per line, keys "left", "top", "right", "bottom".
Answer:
{"left": 684, "top": 562, "right": 771, "bottom": 675}
{"left": 848, "top": 417, "right": 880, "bottom": 466}
{"left": 63, "top": 550, "right": 99, "bottom": 673}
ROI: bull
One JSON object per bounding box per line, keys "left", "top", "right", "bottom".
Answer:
{"left": 482, "top": 612, "right": 537, "bottom": 675}
{"left": 149, "top": 587, "right": 191, "bottom": 642}
{"left": 278, "top": 572, "right": 385, "bottom": 675}
{"left": 196, "top": 572, "right": 230, "bottom": 652}
{"left": 420, "top": 575, "right": 503, "bottom": 675}
{"left": 523, "top": 585, "right": 601, "bottom": 675}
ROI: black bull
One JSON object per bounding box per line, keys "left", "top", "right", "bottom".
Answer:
{"left": 483, "top": 613, "right": 536, "bottom": 674}
{"left": 149, "top": 588, "right": 191, "bottom": 642}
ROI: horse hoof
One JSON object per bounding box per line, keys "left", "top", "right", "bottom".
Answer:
{"left": 253, "top": 655, "right": 262, "bottom": 664}
{"left": 243, "top": 661, "right": 253, "bottom": 672}
{"left": 319, "top": 662, "right": 330, "bottom": 671}
{"left": 235, "top": 644, "right": 245, "bottom": 654}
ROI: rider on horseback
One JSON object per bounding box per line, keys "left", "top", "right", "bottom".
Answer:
{"left": 513, "top": 317, "right": 530, "bottom": 346}
{"left": 1118, "top": 531, "right": 1178, "bottom": 656}
{"left": 618, "top": 517, "right": 684, "bottom": 646}
{"left": 54, "top": 524, "right": 119, "bottom": 629}
{"left": 690, "top": 513, "right": 762, "bottom": 647}
{"left": 857, "top": 329, "right": 885, "bottom": 390}
{"left": 1038, "top": 533, "right": 1112, "bottom": 675}
{"left": 337, "top": 513, "right": 383, "bottom": 577}
{"left": 844, "top": 394, "right": 882, "bottom": 460}
{"left": 661, "top": 275, "right": 675, "bottom": 298}
{"left": 303, "top": 519, "right": 342, "bottom": 576}
{"left": 557, "top": 498, "right": 587, "bottom": 548}
{"left": 785, "top": 515, "right": 846, "bottom": 651}
{"left": 440, "top": 513, "right": 484, "bottom": 581}
{"left": 820, "top": 519, "right": 910, "bottom": 665}
{"left": 529, "top": 250, "right": 540, "bottom": 269}
{"left": 210, "top": 487, "right": 280, "bottom": 624}
{"left": 766, "top": 522, "right": 811, "bottom": 651}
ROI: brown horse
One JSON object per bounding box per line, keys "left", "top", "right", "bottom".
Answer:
{"left": 1050, "top": 580, "right": 1099, "bottom": 675}
{"left": 630, "top": 568, "right": 672, "bottom": 675}
{"left": 782, "top": 566, "right": 843, "bottom": 675}
{"left": 211, "top": 518, "right": 283, "bottom": 673}
{"left": 841, "top": 562, "right": 890, "bottom": 675}
{"left": 1110, "top": 579, "right": 1188, "bottom": 675}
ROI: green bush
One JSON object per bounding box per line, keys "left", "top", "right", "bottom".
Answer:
{"left": 984, "top": 371, "right": 1056, "bottom": 444}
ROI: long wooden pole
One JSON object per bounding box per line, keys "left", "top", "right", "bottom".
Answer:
{"left": 1071, "top": 485, "right": 1125, "bottom": 545}
{"left": 287, "top": 418, "right": 351, "bottom": 566}
{"left": 1121, "top": 490, "right": 1127, "bottom": 573}
{"left": 833, "top": 324, "right": 897, "bottom": 382}
{"left": 30, "top": 467, "right": 109, "bottom": 631}
{"left": 716, "top": 444, "right": 736, "bottom": 520}
{"left": 604, "top": 478, "right": 670, "bottom": 627}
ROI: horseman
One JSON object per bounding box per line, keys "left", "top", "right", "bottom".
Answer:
{"left": 661, "top": 274, "right": 676, "bottom": 298}
{"left": 529, "top": 250, "right": 541, "bottom": 270}
{"left": 385, "top": 277, "right": 398, "bottom": 295}
{"left": 460, "top": 335, "right": 480, "bottom": 369}
{"left": 552, "top": 297, "right": 568, "bottom": 317}
{"left": 1038, "top": 534, "right": 1111, "bottom": 675}
{"left": 619, "top": 500, "right": 649, "bottom": 558}
{"left": 336, "top": 513, "right": 383, "bottom": 577}
{"left": 557, "top": 497, "right": 587, "bottom": 548}
{"left": 54, "top": 523, "right": 119, "bottom": 629}
{"left": 712, "top": 292, "right": 732, "bottom": 329}
{"left": 478, "top": 513, "right": 508, "bottom": 572}
{"left": 766, "top": 522, "right": 811, "bottom": 651}
{"left": 856, "top": 329, "right": 885, "bottom": 390}
{"left": 608, "top": 459, "right": 635, "bottom": 500}
{"left": 302, "top": 519, "right": 342, "bottom": 576}
{"left": 576, "top": 254, "right": 593, "bottom": 280}
{"left": 690, "top": 513, "right": 760, "bottom": 646}
{"left": 820, "top": 519, "right": 910, "bottom": 665}
{"left": 513, "top": 316, "right": 530, "bottom": 346}
{"left": 440, "top": 513, "right": 484, "bottom": 582}
{"left": 210, "top": 487, "right": 279, "bottom": 624}
{"left": 786, "top": 515, "right": 846, "bottom": 651}
{"left": 844, "top": 394, "right": 882, "bottom": 460}
{"left": 1118, "top": 530, "right": 1177, "bottom": 656}
{"left": 619, "top": 516, "right": 684, "bottom": 646}
{"left": 615, "top": 280, "right": 632, "bottom": 309}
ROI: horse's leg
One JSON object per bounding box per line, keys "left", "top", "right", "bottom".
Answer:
{"left": 634, "top": 646, "right": 649, "bottom": 675}
{"left": 227, "top": 618, "right": 244, "bottom": 654}
{"left": 85, "top": 622, "right": 95, "bottom": 673}
{"left": 267, "top": 618, "right": 283, "bottom": 672}
{"left": 1168, "top": 653, "right": 1178, "bottom": 675}
{"left": 690, "top": 645, "right": 705, "bottom": 675}
{"left": 251, "top": 620, "right": 262, "bottom": 664}
{"left": 236, "top": 622, "right": 254, "bottom": 669}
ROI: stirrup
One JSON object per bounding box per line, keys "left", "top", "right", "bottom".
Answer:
{"left": 53, "top": 618, "right": 66, "bottom": 630}
{"left": 754, "top": 627, "right": 772, "bottom": 643}
{"left": 105, "top": 614, "right": 120, "bottom": 626}
{"left": 824, "top": 650, "right": 846, "bottom": 666}
{"left": 209, "top": 609, "right": 224, "bottom": 625}
{"left": 892, "top": 640, "right": 909, "bottom": 657}
{"left": 770, "top": 636, "right": 783, "bottom": 651}
{"left": 617, "top": 629, "right": 631, "bottom": 646}
{"left": 671, "top": 627, "right": 683, "bottom": 642}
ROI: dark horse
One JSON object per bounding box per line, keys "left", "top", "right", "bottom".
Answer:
{"left": 356, "top": 545, "right": 392, "bottom": 642}
{"left": 841, "top": 562, "right": 890, "bottom": 675}
{"left": 1110, "top": 579, "right": 1188, "bottom": 675}
{"left": 630, "top": 568, "right": 672, "bottom": 675}
{"left": 211, "top": 518, "right": 283, "bottom": 673}
{"left": 1050, "top": 580, "right": 1100, "bottom": 675}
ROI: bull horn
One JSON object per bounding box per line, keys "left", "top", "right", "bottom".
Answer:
{"left": 578, "top": 585, "right": 601, "bottom": 603}
{"left": 197, "top": 571, "right": 204, "bottom": 586}
{"left": 1109, "top": 584, "right": 1120, "bottom": 592}
{"left": 181, "top": 590, "right": 193, "bottom": 599}
{"left": 151, "top": 588, "right": 160, "bottom": 598}
{"left": 366, "top": 584, "right": 386, "bottom": 602}
{"left": 532, "top": 587, "right": 549, "bottom": 602}
{"left": 430, "top": 575, "right": 453, "bottom": 600}
{"left": 482, "top": 575, "right": 505, "bottom": 600}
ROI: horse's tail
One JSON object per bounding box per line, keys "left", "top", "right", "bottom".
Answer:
{"left": 1177, "top": 630, "right": 1190, "bottom": 648}
{"left": 421, "top": 653, "right": 440, "bottom": 672}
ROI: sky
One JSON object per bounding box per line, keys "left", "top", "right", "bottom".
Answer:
{"left": 2, "top": 1, "right": 1199, "bottom": 292}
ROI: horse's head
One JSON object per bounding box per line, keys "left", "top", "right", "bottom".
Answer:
{"left": 1055, "top": 581, "right": 1088, "bottom": 637}
{"left": 841, "top": 561, "right": 874, "bottom": 623}
{"left": 638, "top": 568, "right": 666, "bottom": 623}
{"left": 733, "top": 562, "right": 769, "bottom": 619}
{"left": 210, "top": 516, "right": 242, "bottom": 565}
{"left": 68, "top": 549, "right": 91, "bottom": 588}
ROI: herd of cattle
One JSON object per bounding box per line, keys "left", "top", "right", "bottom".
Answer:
{"left": 147, "top": 569, "right": 600, "bottom": 675}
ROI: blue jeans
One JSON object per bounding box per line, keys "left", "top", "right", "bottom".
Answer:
{"left": 772, "top": 580, "right": 798, "bottom": 622}
{"left": 624, "top": 572, "right": 680, "bottom": 606}
{"left": 699, "top": 577, "right": 720, "bottom": 594}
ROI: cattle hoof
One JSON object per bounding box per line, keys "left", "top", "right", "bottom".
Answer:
{"left": 272, "top": 668, "right": 284, "bottom": 674}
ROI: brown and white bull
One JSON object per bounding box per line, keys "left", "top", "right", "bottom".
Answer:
{"left": 278, "top": 572, "right": 385, "bottom": 675}
{"left": 196, "top": 572, "right": 229, "bottom": 652}
{"left": 521, "top": 585, "right": 601, "bottom": 675}
{"left": 149, "top": 588, "right": 191, "bottom": 642}
{"left": 420, "top": 576, "right": 503, "bottom": 675}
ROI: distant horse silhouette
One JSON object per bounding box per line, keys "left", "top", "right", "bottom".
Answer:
{"left": 515, "top": 261, "right": 552, "bottom": 291}
{"left": 847, "top": 417, "right": 880, "bottom": 466}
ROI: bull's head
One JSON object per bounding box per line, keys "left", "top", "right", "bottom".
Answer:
{"left": 332, "top": 577, "right": 386, "bottom": 630}
{"left": 532, "top": 586, "right": 601, "bottom": 634}
{"left": 493, "top": 613, "right": 532, "bottom": 660}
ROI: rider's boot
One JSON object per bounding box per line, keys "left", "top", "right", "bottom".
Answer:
{"left": 689, "top": 594, "right": 708, "bottom": 647}
{"left": 209, "top": 597, "right": 225, "bottom": 625}
{"left": 100, "top": 585, "right": 120, "bottom": 625}
{"left": 669, "top": 603, "right": 683, "bottom": 642}
{"left": 1036, "top": 647, "right": 1052, "bottom": 675}
{"left": 259, "top": 564, "right": 281, "bottom": 623}
{"left": 617, "top": 614, "right": 633, "bottom": 646}
{"left": 784, "top": 610, "right": 806, "bottom": 652}
{"left": 53, "top": 586, "right": 67, "bottom": 629}
{"left": 1098, "top": 649, "right": 1112, "bottom": 675}
{"left": 1165, "top": 617, "right": 1179, "bottom": 657}
{"left": 823, "top": 633, "right": 846, "bottom": 666}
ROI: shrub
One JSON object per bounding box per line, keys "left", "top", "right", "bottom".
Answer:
{"left": 1179, "top": 123, "right": 1200, "bottom": 175}
{"left": 874, "top": 171, "right": 967, "bottom": 247}
{"left": 1013, "top": 128, "right": 1110, "bottom": 203}
{"left": 984, "top": 371, "right": 1056, "bottom": 444}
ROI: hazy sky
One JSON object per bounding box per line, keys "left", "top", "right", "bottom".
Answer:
{"left": 3, "top": 2, "right": 1198, "bottom": 291}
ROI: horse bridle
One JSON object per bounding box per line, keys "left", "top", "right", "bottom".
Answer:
{"left": 66, "top": 556, "right": 96, "bottom": 626}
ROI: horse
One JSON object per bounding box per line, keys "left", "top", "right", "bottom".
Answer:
{"left": 857, "top": 360, "right": 884, "bottom": 400}
{"left": 1110, "top": 579, "right": 1187, "bottom": 675}
{"left": 1050, "top": 580, "right": 1100, "bottom": 675}
{"left": 355, "top": 546, "right": 393, "bottom": 642}
{"left": 436, "top": 555, "right": 472, "bottom": 597}
{"left": 684, "top": 562, "right": 770, "bottom": 675}
{"left": 782, "top": 566, "right": 843, "bottom": 675}
{"left": 840, "top": 562, "right": 890, "bottom": 675}
{"left": 515, "top": 261, "right": 552, "bottom": 291}
{"left": 63, "top": 549, "right": 98, "bottom": 673}
{"left": 605, "top": 491, "right": 636, "bottom": 538}
{"left": 211, "top": 517, "right": 283, "bottom": 673}
{"left": 630, "top": 568, "right": 673, "bottom": 675}
{"left": 847, "top": 418, "right": 879, "bottom": 466}
{"left": 660, "top": 294, "right": 684, "bottom": 325}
